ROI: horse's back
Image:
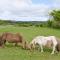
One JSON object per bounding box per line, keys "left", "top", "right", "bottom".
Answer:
{"left": 31, "top": 36, "right": 57, "bottom": 46}
{"left": 31, "top": 36, "right": 44, "bottom": 43}
{"left": 1, "top": 32, "right": 23, "bottom": 43}
{"left": 48, "top": 36, "right": 57, "bottom": 45}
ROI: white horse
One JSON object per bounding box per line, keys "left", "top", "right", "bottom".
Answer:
{"left": 30, "top": 36, "right": 57, "bottom": 54}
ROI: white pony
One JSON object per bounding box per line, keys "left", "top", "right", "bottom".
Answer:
{"left": 30, "top": 36, "right": 57, "bottom": 54}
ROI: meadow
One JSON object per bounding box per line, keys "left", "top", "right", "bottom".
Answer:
{"left": 0, "top": 25, "right": 60, "bottom": 60}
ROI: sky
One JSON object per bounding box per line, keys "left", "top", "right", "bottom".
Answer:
{"left": 0, "top": 0, "right": 60, "bottom": 21}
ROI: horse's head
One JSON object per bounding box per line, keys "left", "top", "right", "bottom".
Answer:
{"left": 0, "top": 35, "right": 5, "bottom": 47}
{"left": 29, "top": 41, "right": 35, "bottom": 50}
{"left": 23, "top": 40, "right": 31, "bottom": 50}
{"left": 23, "top": 41, "right": 31, "bottom": 50}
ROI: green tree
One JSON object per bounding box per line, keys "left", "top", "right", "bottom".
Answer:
{"left": 47, "top": 20, "right": 52, "bottom": 27}
{"left": 48, "top": 10, "right": 60, "bottom": 28}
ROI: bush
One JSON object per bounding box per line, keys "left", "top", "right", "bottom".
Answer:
{"left": 52, "top": 21, "right": 60, "bottom": 29}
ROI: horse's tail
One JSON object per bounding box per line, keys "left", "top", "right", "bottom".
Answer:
{"left": 56, "top": 39, "right": 60, "bottom": 52}
{"left": 56, "top": 44, "right": 59, "bottom": 52}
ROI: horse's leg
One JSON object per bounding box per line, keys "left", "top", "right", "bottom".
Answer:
{"left": 51, "top": 45, "right": 56, "bottom": 54}
{"left": 15, "top": 43, "right": 18, "bottom": 46}
{"left": 1, "top": 40, "right": 6, "bottom": 48}
{"left": 0, "top": 41, "right": 4, "bottom": 48}
{"left": 40, "top": 44, "right": 43, "bottom": 52}
{"left": 3, "top": 40, "right": 6, "bottom": 46}
{"left": 4, "top": 40, "right": 6, "bottom": 44}
{"left": 33, "top": 43, "right": 35, "bottom": 49}
{"left": 22, "top": 41, "right": 25, "bottom": 49}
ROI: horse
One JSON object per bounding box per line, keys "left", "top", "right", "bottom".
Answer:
{"left": 1, "top": 32, "right": 31, "bottom": 49}
{"left": 30, "top": 36, "right": 57, "bottom": 54}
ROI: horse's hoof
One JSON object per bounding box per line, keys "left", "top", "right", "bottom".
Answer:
{"left": 41, "top": 51, "right": 43, "bottom": 53}
{"left": 51, "top": 53, "right": 54, "bottom": 55}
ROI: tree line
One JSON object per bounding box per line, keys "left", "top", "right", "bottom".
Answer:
{"left": 0, "top": 9, "right": 60, "bottom": 29}
{"left": 0, "top": 20, "right": 46, "bottom": 27}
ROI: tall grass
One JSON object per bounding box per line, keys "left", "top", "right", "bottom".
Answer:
{"left": 0, "top": 25, "right": 60, "bottom": 60}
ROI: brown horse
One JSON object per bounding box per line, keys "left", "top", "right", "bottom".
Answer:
{"left": 1, "top": 32, "right": 31, "bottom": 49}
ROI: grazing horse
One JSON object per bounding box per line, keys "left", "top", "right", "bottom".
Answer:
{"left": 30, "top": 36, "right": 57, "bottom": 54}
{"left": 1, "top": 32, "right": 30, "bottom": 49}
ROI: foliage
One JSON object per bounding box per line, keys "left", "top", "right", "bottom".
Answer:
{"left": 47, "top": 20, "right": 53, "bottom": 27}
{"left": 0, "top": 20, "right": 46, "bottom": 27}
{"left": 0, "top": 20, "right": 14, "bottom": 25}
{"left": 48, "top": 10, "right": 60, "bottom": 29}
{"left": 50, "top": 10, "right": 60, "bottom": 21}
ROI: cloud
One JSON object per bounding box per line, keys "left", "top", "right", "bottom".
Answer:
{"left": 0, "top": 0, "right": 60, "bottom": 21}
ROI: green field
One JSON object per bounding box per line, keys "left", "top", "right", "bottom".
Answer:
{"left": 0, "top": 25, "right": 60, "bottom": 60}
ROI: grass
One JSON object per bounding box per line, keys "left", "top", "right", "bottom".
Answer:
{"left": 0, "top": 25, "right": 60, "bottom": 60}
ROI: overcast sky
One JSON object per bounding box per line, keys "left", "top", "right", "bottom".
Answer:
{"left": 0, "top": 0, "right": 60, "bottom": 21}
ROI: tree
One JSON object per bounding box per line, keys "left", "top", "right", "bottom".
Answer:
{"left": 48, "top": 10, "right": 60, "bottom": 28}
{"left": 47, "top": 20, "right": 52, "bottom": 27}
